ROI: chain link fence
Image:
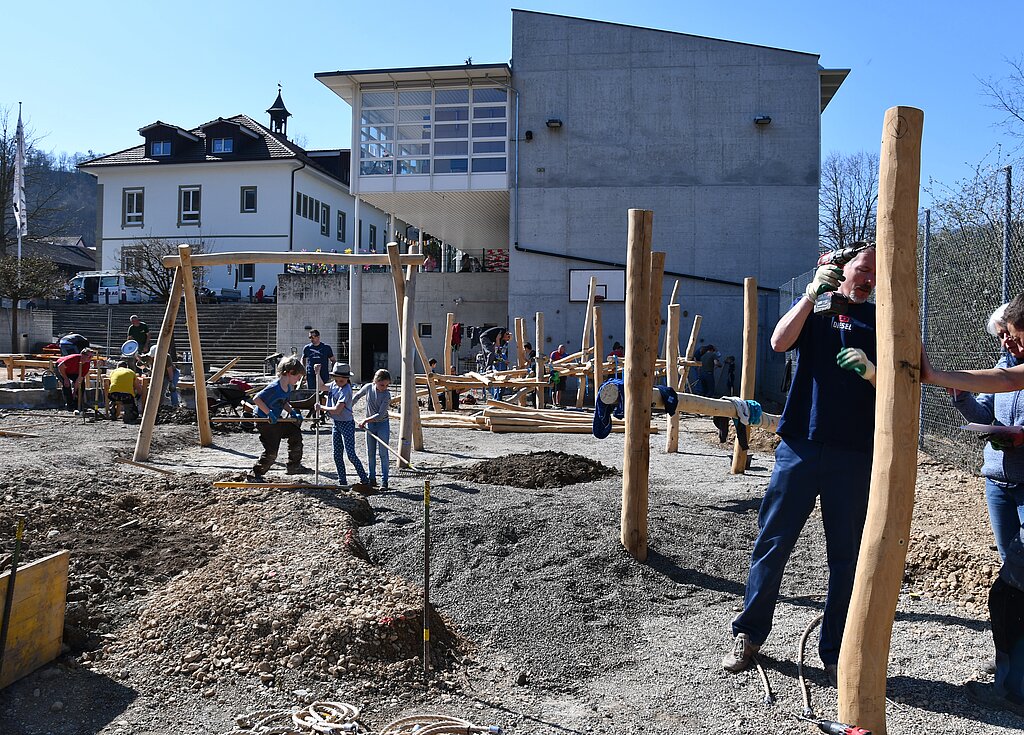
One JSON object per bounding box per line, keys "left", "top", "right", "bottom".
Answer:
{"left": 777, "top": 165, "right": 1023, "bottom": 474}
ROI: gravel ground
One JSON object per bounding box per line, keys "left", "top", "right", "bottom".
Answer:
{"left": 0, "top": 408, "right": 1020, "bottom": 734}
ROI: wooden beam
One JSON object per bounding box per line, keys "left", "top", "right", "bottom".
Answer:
{"left": 206, "top": 356, "right": 241, "bottom": 384}
{"left": 162, "top": 251, "right": 426, "bottom": 268}
{"left": 576, "top": 277, "right": 599, "bottom": 408}
{"left": 0, "top": 551, "right": 69, "bottom": 690}
{"left": 838, "top": 105, "right": 924, "bottom": 735}
{"left": 399, "top": 277, "right": 417, "bottom": 465}
{"left": 444, "top": 312, "right": 455, "bottom": 412}
{"left": 593, "top": 305, "right": 604, "bottom": 397}
{"left": 404, "top": 248, "right": 424, "bottom": 451}
{"left": 648, "top": 252, "right": 666, "bottom": 377}
{"left": 178, "top": 245, "right": 213, "bottom": 448}
{"left": 535, "top": 311, "right": 545, "bottom": 409}
{"left": 134, "top": 268, "right": 184, "bottom": 461}
{"left": 621, "top": 209, "right": 654, "bottom": 562}
{"left": 664, "top": 303, "right": 680, "bottom": 453}
{"left": 113, "top": 457, "right": 176, "bottom": 475}
{"left": 730, "top": 278, "right": 757, "bottom": 474}
{"left": 514, "top": 317, "right": 528, "bottom": 406}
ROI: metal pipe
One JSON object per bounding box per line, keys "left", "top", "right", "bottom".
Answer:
{"left": 422, "top": 479, "right": 431, "bottom": 676}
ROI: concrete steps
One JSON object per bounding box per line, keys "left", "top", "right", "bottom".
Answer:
{"left": 49, "top": 303, "right": 277, "bottom": 373}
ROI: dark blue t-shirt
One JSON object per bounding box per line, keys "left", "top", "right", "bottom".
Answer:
{"left": 775, "top": 300, "right": 876, "bottom": 453}
{"left": 302, "top": 342, "right": 334, "bottom": 380}
{"left": 254, "top": 378, "right": 293, "bottom": 419}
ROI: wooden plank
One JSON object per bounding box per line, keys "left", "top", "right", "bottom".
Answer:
{"left": 576, "top": 277, "right": 599, "bottom": 409}
{"left": 514, "top": 318, "right": 528, "bottom": 406}
{"left": 730, "top": 277, "right": 757, "bottom": 474}
{"left": 0, "top": 551, "right": 69, "bottom": 690}
{"left": 593, "top": 305, "right": 604, "bottom": 400}
{"left": 206, "top": 357, "right": 241, "bottom": 384}
{"left": 134, "top": 268, "right": 184, "bottom": 461}
{"left": 648, "top": 252, "right": 666, "bottom": 378}
{"left": 444, "top": 311, "right": 456, "bottom": 412}
{"left": 178, "top": 245, "right": 213, "bottom": 448}
{"left": 211, "top": 482, "right": 342, "bottom": 489}
{"left": 163, "top": 251, "right": 425, "bottom": 268}
{"left": 535, "top": 311, "right": 545, "bottom": 409}
{"left": 838, "top": 106, "right": 924, "bottom": 735}
{"left": 664, "top": 303, "right": 681, "bottom": 453}
{"left": 113, "top": 457, "right": 176, "bottom": 476}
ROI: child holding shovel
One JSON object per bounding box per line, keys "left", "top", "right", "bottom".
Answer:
{"left": 319, "top": 363, "right": 370, "bottom": 488}
{"left": 353, "top": 369, "right": 393, "bottom": 489}
{"left": 251, "top": 356, "right": 310, "bottom": 480}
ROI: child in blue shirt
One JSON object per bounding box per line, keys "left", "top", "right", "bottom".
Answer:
{"left": 251, "top": 356, "right": 310, "bottom": 480}
{"left": 319, "top": 363, "right": 370, "bottom": 487}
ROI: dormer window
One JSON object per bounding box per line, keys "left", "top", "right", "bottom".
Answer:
{"left": 151, "top": 141, "right": 171, "bottom": 157}
{"left": 212, "top": 137, "right": 233, "bottom": 154}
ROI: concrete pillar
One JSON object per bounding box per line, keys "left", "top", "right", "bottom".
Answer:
{"left": 349, "top": 197, "right": 362, "bottom": 375}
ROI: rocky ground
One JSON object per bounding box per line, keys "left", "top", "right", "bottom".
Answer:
{"left": 0, "top": 407, "right": 1020, "bottom": 734}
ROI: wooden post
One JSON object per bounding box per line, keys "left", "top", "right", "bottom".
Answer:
{"left": 730, "top": 277, "right": 757, "bottom": 474}
{"left": 592, "top": 305, "right": 604, "bottom": 395}
{"left": 576, "top": 276, "right": 598, "bottom": 408}
{"left": 388, "top": 243, "right": 430, "bottom": 446}
{"left": 133, "top": 268, "right": 184, "bottom": 461}
{"left": 667, "top": 314, "right": 702, "bottom": 452}
{"left": 664, "top": 303, "right": 680, "bottom": 453}
{"left": 535, "top": 311, "right": 545, "bottom": 409}
{"left": 621, "top": 209, "right": 654, "bottom": 561}
{"left": 178, "top": 244, "right": 212, "bottom": 447}
{"left": 399, "top": 276, "right": 417, "bottom": 465}
{"left": 514, "top": 317, "right": 528, "bottom": 406}
{"left": 838, "top": 106, "right": 924, "bottom": 735}
{"left": 444, "top": 312, "right": 455, "bottom": 412}
{"left": 647, "top": 252, "right": 666, "bottom": 377}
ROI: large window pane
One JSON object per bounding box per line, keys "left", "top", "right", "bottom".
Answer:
{"left": 435, "top": 124, "right": 469, "bottom": 139}
{"left": 398, "top": 159, "right": 430, "bottom": 175}
{"left": 361, "top": 109, "right": 394, "bottom": 125}
{"left": 435, "top": 141, "right": 468, "bottom": 156}
{"left": 433, "top": 158, "right": 468, "bottom": 174}
{"left": 435, "top": 107, "right": 469, "bottom": 122}
{"left": 361, "top": 125, "right": 394, "bottom": 142}
{"left": 472, "top": 122, "right": 506, "bottom": 138}
{"left": 472, "top": 158, "right": 506, "bottom": 173}
{"left": 473, "top": 106, "right": 506, "bottom": 119}
{"left": 435, "top": 88, "right": 468, "bottom": 104}
{"left": 397, "top": 142, "right": 430, "bottom": 156}
{"left": 473, "top": 88, "right": 507, "bottom": 103}
{"left": 360, "top": 160, "right": 393, "bottom": 175}
{"left": 360, "top": 142, "right": 393, "bottom": 158}
{"left": 362, "top": 91, "right": 395, "bottom": 107}
{"left": 399, "top": 108, "right": 430, "bottom": 123}
{"left": 473, "top": 140, "right": 505, "bottom": 154}
{"left": 398, "top": 90, "right": 431, "bottom": 106}
{"left": 397, "top": 124, "right": 431, "bottom": 140}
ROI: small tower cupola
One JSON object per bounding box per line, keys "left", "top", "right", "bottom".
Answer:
{"left": 267, "top": 85, "right": 292, "bottom": 138}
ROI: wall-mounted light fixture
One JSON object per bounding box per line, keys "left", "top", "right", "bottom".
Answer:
{"left": 545, "top": 118, "right": 563, "bottom": 129}
{"left": 524, "top": 130, "right": 533, "bottom": 141}
{"left": 754, "top": 115, "right": 772, "bottom": 126}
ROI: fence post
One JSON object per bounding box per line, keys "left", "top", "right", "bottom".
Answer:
{"left": 1005, "top": 165, "right": 1013, "bottom": 303}
{"left": 919, "top": 208, "right": 930, "bottom": 450}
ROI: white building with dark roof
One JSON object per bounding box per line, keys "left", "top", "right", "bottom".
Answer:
{"left": 78, "top": 92, "right": 388, "bottom": 296}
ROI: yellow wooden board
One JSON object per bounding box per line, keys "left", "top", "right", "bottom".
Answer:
{"left": 0, "top": 550, "right": 69, "bottom": 690}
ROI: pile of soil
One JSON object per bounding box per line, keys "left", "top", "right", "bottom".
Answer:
{"left": 457, "top": 451, "right": 616, "bottom": 489}
{"left": 156, "top": 406, "right": 197, "bottom": 425}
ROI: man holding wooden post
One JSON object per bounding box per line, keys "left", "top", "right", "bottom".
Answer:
{"left": 723, "top": 245, "right": 877, "bottom": 686}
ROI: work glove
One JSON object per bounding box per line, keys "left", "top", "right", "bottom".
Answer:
{"left": 290, "top": 409, "right": 303, "bottom": 425}
{"left": 836, "top": 347, "right": 876, "bottom": 384}
{"left": 266, "top": 411, "right": 278, "bottom": 425}
{"left": 984, "top": 432, "right": 1024, "bottom": 452}
{"left": 805, "top": 264, "right": 844, "bottom": 302}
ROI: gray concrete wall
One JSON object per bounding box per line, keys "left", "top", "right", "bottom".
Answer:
{"left": 276, "top": 271, "right": 508, "bottom": 381}
{"left": 510, "top": 10, "right": 823, "bottom": 403}
{"left": 0, "top": 308, "right": 55, "bottom": 352}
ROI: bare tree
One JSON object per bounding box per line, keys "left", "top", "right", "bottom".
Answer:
{"left": 0, "top": 255, "right": 64, "bottom": 349}
{"left": 819, "top": 150, "right": 880, "bottom": 251}
{"left": 120, "top": 237, "right": 210, "bottom": 301}
{"left": 980, "top": 56, "right": 1024, "bottom": 138}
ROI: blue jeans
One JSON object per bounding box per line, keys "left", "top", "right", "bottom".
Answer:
{"left": 732, "top": 435, "right": 872, "bottom": 665}
{"left": 986, "top": 479, "right": 1024, "bottom": 562}
{"left": 365, "top": 421, "right": 390, "bottom": 485}
{"left": 332, "top": 420, "right": 368, "bottom": 485}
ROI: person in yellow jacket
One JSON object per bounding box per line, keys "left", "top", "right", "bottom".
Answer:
{"left": 108, "top": 361, "right": 143, "bottom": 423}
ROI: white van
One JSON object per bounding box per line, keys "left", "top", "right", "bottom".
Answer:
{"left": 70, "top": 271, "right": 147, "bottom": 304}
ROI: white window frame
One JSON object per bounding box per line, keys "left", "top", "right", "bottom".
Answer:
{"left": 122, "top": 187, "right": 144, "bottom": 227}
{"left": 212, "top": 137, "right": 234, "bottom": 153}
{"left": 238, "top": 263, "right": 255, "bottom": 282}
{"left": 151, "top": 140, "right": 171, "bottom": 157}
{"left": 240, "top": 186, "right": 257, "bottom": 213}
{"left": 178, "top": 185, "right": 201, "bottom": 226}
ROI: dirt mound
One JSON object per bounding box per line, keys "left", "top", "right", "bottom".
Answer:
{"left": 156, "top": 406, "right": 197, "bottom": 425}
{"left": 458, "top": 451, "right": 616, "bottom": 488}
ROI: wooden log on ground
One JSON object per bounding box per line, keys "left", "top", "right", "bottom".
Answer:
{"left": 838, "top": 105, "right": 924, "bottom": 735}
{"left": 730, "top": 278, "right": 757, "bottom": 474}
{"left": 113, "top": 457, "right": 176, "bottom": 475}
{"left": 134, "top": 268, "right": 184, "bottom": 461}
{"left": 621, "top": 209, "right": 655, "bottom": 562}
{"left": 178, "top": 245, "right": 213, "bottom": 448}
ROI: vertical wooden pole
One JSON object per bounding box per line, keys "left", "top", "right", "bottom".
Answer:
{"left": 647, "top": 252, "right": 666, "bottom": 377}
{"left": 576, "top": 276, "right": 598, "bottom": 408}
{"left": 838, "top": 105, "right": 924, "bottom": 735}
{"left": 177, "top": 245, "right": 212, "bottom": 447}
{"left": 621, "top": 209, "right": 654, "bottom": 561}
{"left": 664, "top": 303, "right": 680, "bottom": 453}
{"left": 730, "top": 278, "right": 757, "bottom": 474}
{"left": 399, "top": 276, "right": 417, "bottom": 465}
{"left": 389, "top": 243, "right": 429, "bottom": 447}
{"left": 667, "top": 315, "right": 702, "bottom": 452}
{"left": 133, "top": 268, "right": 184, "bottom": 461}
{"left": 592, "top": 305, "right": 604, "bottom": 395}
{"left": 444, "top": 312, "right": 455, "bottom": 412}
{"left": 535, "top": 311, "right": 545, "bottom": 409}
{"left": 515, "top": 317, "right": 528, "bottom": 406}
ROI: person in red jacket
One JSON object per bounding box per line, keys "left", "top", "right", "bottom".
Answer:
{"left": 55, "top": 348, "right": 95, "bottom": 411}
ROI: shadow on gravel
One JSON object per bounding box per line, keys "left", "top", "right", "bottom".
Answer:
{"left": 703, "top": 497, "right": 763, "bottom": 515}
{"left": 893, "top": 609, "right": 989, "bottom": 632}
{"left": 887, "top": 675, "right": 1024, "bottom": 728}
{"left": 287, "top": 487, "right": 376, "bottom": 525}
{"left": 207, "top": 443, "right": 259, "bottom": 459}
{"left": 0, "top": 667, "right": 137, "bottom": 735}
{"left": 463, "top": 694, "right": 589, "bottom": 735}
{"left": 388, "top": 489, "right": 450, "bottom": 504}
{"left": 646, "top": 548, "right": 746, "bottom": 597}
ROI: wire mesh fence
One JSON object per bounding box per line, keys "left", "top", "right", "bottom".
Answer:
{"left": 777, "top": 164, "right": 1023, "bottom": 474}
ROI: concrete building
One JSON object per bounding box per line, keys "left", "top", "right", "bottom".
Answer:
{"left": 78, "top": 92, "right": 389, "bottom": 299}
{"left": 312, "top": 10, "right": 847, "bottom": 401}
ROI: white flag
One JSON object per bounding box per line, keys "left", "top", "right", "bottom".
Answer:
{"left": 12, "top": 106, "right": 27, "bottom": 238}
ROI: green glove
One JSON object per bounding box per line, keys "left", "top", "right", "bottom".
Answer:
{"left": 805, "top": 264, "right": 844, "bottom": 302}
{"left": 836, "top": 347, "right": 876, "bottom": 383}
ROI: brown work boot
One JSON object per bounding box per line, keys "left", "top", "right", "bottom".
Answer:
{"left": 722, "top": 633, "right": 759, "bottom": 673}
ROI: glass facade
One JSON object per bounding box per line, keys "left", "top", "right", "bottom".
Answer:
{"left": 359, "top": 86, "right": 508, "bottom": 177}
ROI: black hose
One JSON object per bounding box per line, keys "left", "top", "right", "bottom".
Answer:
{"left": 797, "top": 613, "right": 824, "bottom": 717}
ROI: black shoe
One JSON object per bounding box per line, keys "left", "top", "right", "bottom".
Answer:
{"left": 285, "top": 465, "right": 313, "bottom": 475}
{"left": 824, "top": 664, "right": 838, "bottom": 688}
{"left": 964, "top": 680, "right": 1024, "bottom": 718}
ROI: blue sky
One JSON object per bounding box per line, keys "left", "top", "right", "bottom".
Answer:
{"left": 6, "top": 0, "right": 1023, "bottom": 199}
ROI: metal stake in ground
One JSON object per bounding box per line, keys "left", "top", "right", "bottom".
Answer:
{"left": 0, "top": 516, "right": 26, "bottom": 679}
{"left": 315, "top": 385, "right": 321, "bottom": 485}
{"left": 423, "top": 479, "right": 431, "bottom": 676}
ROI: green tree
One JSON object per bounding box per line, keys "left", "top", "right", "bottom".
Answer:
{"left": 0, "top": 255, "right": 64, "bottom": 349}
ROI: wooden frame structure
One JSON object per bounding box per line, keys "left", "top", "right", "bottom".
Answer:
{"left": 133, "top": 246, "right": 425, "bottom": 462}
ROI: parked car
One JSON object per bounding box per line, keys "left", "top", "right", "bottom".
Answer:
{"left": 69, "top": 271, "right": 147, "bottom": 304}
